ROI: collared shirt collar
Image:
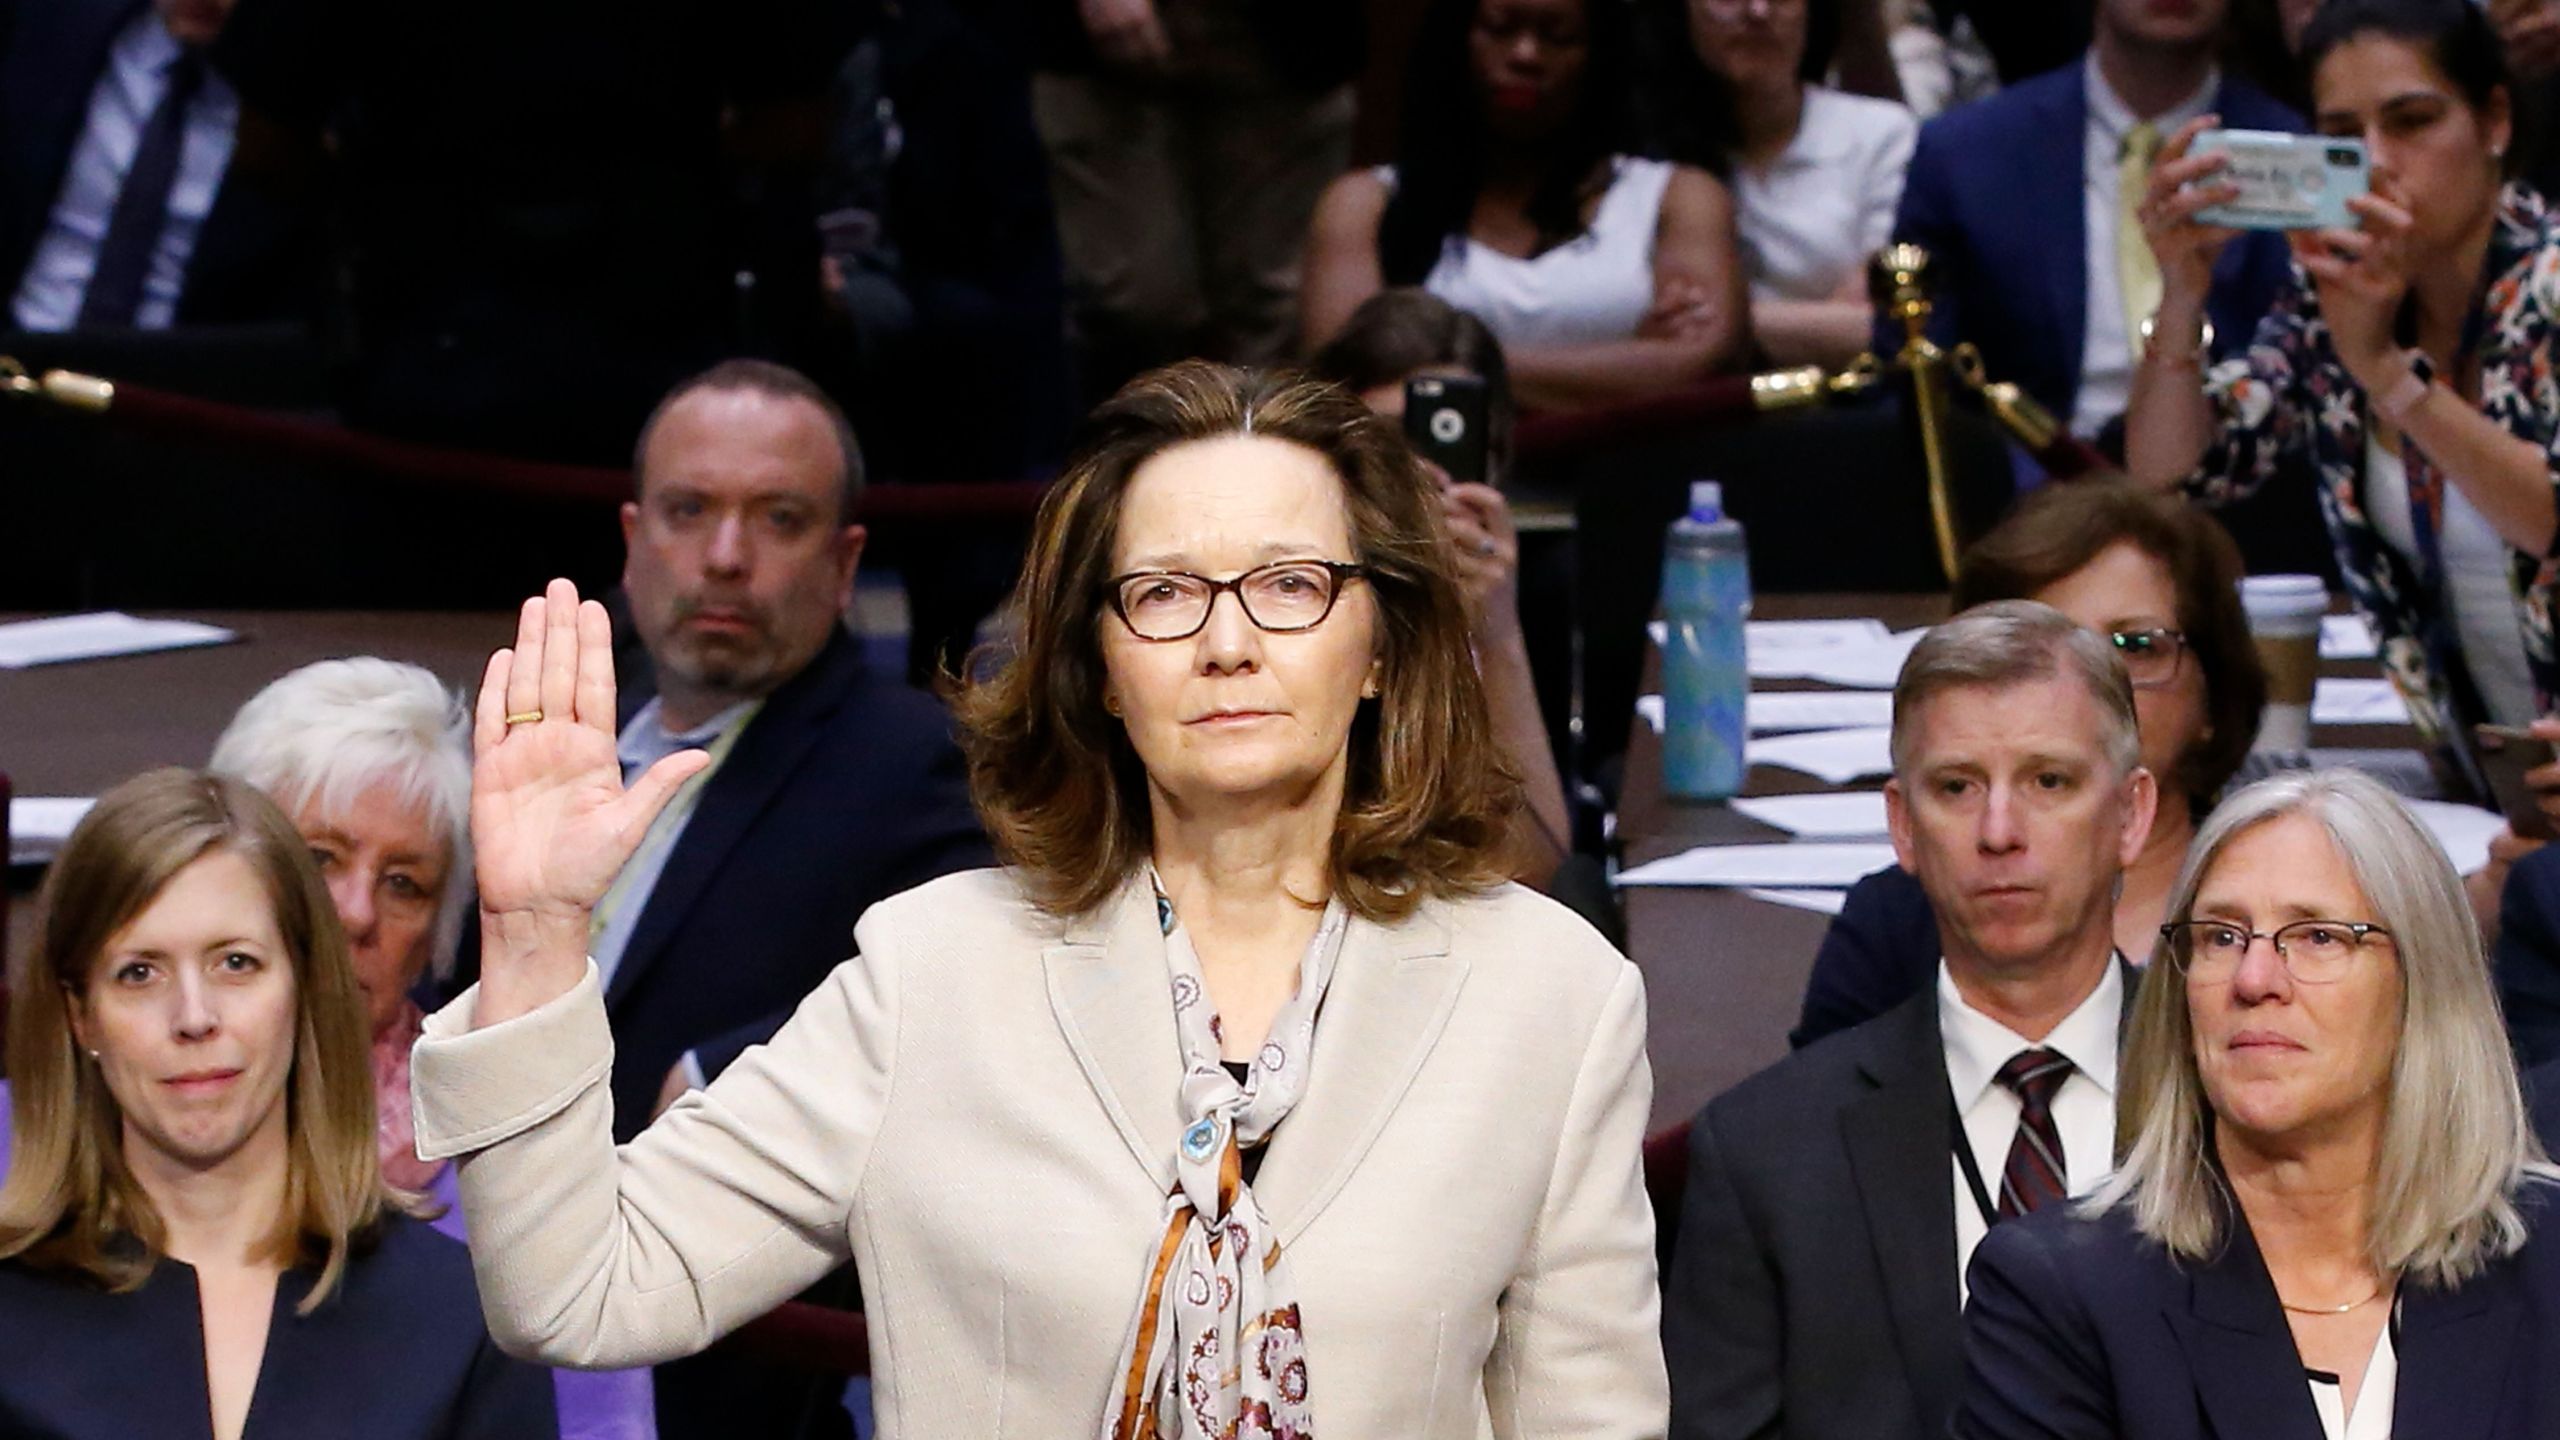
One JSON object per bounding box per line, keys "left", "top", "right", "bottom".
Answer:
{"left": 2083, "top": 50, "right": 2218, "bottom": 152}
{"left": 617, "top": 695, "right": 757, "bottom": 774}
{"left": 1939, "top": 955, "right": 2124, "bottom": 1112}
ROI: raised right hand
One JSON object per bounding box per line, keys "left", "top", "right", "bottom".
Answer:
{"left": 471, "top": 579, "right": 710, "bottom": 928}
{"left": 2140, "top": 115, "right": 2246, "bottom": 312}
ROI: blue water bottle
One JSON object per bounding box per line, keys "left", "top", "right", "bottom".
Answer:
{"left": 1660, "top": 480, "right": 1751, "bottom": 800}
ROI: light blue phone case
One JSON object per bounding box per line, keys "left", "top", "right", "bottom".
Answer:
{"left": 2190, "top": 130, "right": 2368, "bottom": 230}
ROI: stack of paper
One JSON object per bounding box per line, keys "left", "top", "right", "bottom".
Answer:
{"left": 1617, "top": 841, "right": 1897, "bottom": 888}
{"left": 2319, "top": 614, "right": 2379, "bottom": 660}
{"left": 1636, "top": 691, "right": 1898, "bottom": 737}
{"left": 1732, "top": 791, "right": 1891, "bottom": 838}
{"left": 0, "top": 612, "right": 236, "bottom": 669}
{"left": 2311, "top": 677, "right": 2410, "bottom": 725}
{"left": 2402, "top": 799, "right": 2507, "bottom": 876}
{"left": 10, "top": 797, "right": 96, "bottom": 865}
{"left": 1750, "top": 727, "right": 1895, "bottom": 784}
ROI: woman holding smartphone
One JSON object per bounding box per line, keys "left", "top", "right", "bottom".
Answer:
{"left": 2125, "top": 0, "right": 2560, "bottom": 829}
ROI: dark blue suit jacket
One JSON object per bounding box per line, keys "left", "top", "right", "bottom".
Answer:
{"left": 1793, "top": 863, "right": 1941, "bottom": 1050}
{"left": 0, "top": 1215, "right": 555, "bottom": 1438}
{"left": 0, "top": 0, "right": 321, "bottom": 328}
{"left": 1885, "top": 62, "right": 2299, "bottom": 426}
{"left": 1959, "top": 1183, "right": 2560, "bottom": 1440}
{"left": 2498, "top": 844, "right": 2560, "bottom": 1069}
{"left": 601, "top": 625, "right": 991, "bottom": 1142}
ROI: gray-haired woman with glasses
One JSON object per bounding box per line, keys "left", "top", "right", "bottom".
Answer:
{"left": 1956, "top": 768, "right": 2560, "bottom": 1439}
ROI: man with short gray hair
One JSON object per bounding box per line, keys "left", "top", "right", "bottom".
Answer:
{"left": 1663, "top": 600, "right": 2156, "bottom": 1440}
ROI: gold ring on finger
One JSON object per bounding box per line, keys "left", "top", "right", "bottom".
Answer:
{"left": 505, "top": 710, "right": 544, "bottom": 726}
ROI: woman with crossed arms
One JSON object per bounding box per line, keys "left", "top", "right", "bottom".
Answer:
{"left": 407, "top": 363, "right": 1665, "bottom": 1437}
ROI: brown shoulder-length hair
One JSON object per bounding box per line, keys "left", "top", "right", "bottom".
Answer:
{"left": 954, "top": 361, "right": 1519, "bottom": 921}
{"left": 1954, "top": 479, "right": 2266, "bottom": 807}
{"left": 0, "top": 769, "right": 395, "bottom": 1311}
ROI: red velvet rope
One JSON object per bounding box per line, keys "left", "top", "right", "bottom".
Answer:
{"left": 91, "top": 383, "right": 1052, "bottom": 522}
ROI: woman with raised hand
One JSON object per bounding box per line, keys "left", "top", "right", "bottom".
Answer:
{"left": 411, "top": 363, "right": 1665, "bottom": 1438}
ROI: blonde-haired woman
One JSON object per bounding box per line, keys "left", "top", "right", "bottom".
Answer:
{"left": 1956, "top": 769, "right": 2560, "bottom": 1439}
{"left": 0, "top": 768, "right": 554, "bottom": 1440}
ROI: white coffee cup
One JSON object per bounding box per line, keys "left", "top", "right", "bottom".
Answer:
{"left": 2240, "top": 574, "right": 2326, "bottom": 757}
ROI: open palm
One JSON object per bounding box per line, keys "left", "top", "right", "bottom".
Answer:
{"left": 471, "top": 579, "right": 709, "bottom": 922}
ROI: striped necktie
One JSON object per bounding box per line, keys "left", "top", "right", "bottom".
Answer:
{"left": 1994, "top": 1047, "right": 2075, "bottom": 1218}
{"left": 2117, "top": 121, "right": 2165, "bottom": 363}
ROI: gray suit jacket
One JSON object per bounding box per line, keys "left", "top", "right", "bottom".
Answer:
{"left": 415, "top": 868, "right": 1668, "bottom": 1439}
{"left": 1664, "top": 964, "right": 2136, "bottom": 1440}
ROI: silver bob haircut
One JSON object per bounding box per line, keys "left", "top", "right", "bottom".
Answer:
{"left": 208, "top": 658, "right": 473, "bottom": 980}
{"left": 2101, "top": 769, "right": 2555, "bottom": 1287}
{"left": 1890, "top": 600, "right": 2141, "bottom": 780}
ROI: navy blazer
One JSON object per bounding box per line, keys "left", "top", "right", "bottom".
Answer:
{"left": 0, "top": 1215, "right": 556, "bottom": 1438}
{"left": 1958, "top": 1182, "right": 2560, "bottom": 1440}
{"left": 0, "top": 0, "right": 321, "bottom": 328}
{"left": 1793, "top": 863, "right": 1941, "bottom": 1050}
{"left": 599, "top": 625, "right": 992, "bottom": 1142}
{"left": 2497, "top": 844, "right": 2560, "bottom": 1069}
{"left": 1672, "top": 964, "right": 2142, "bottom": 1440}
{"left": 1885, "top": 61, "right": 2299, "bottom": 425}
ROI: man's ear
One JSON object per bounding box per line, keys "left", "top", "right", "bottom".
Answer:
{"left": 2117, "top": 765, "right": 2160, "bottom": 870}
{"left": 1885, "top": 777, "right": 1917, "bottom": 874}
{"left": 619, "top": 501, "right": 642, "bottom": 586}
{"left": 834, "top": 524, "right": 869, "bottom": 613}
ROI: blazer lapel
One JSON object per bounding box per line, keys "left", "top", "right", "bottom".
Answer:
{"left": 2392, "top": 1260, "right": 2518, "bottom": 1440}
{"left": 1839, "top": 993, "right": 1966, "bottom": 1427}
{"left": 2163, "top": 1215, "right": 2326, "bottom": 1440}
{"left": 604, "top": 635, "right": 856, "bottom": 1010}
{"left": 2034, "top": 65, "right": 2092, "bottom": 409}
{"left": 1042, "top": 880, "right": 1185, "bottom": 1192}
{"left": 1258, "top": 900, "right": 1467, "bottom": 1247}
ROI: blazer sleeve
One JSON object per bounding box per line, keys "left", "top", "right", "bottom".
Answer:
{"left": 1953, "top": 1220, "right": 2118, "bottom": 1440}
{"left": 1792, "top": 866, "right": 1938, "bottom": 1050}
{"left": 1662, "top": 1105, "right": 1782, "bottom": 1440}
{"left": 2500, "top": 846, "right": 2560, "bottom": 1071}
{"left": 1484, "top": 963, "right": 1671, "bottom": 1438}
{"left": 409, "top": 909, "right": 903, "bottom": 1369}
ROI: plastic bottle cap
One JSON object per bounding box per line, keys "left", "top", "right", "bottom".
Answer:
{"left": 1688, "top": 480, "right": 1723, "bottom": 522}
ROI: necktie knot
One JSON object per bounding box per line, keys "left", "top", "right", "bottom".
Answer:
{"left": 2121, "top": 120, "right": 2162, "bottom": 169}
{"left": 1995, "top": 1047, "right": 2074, "bottom": 1114}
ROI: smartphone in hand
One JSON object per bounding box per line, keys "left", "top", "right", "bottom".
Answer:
{"left": 1403, "top": 374, "right": 1490, "bottom": 487}
{"left": 2474, "top": 723, "right": 2560, "bottom": 842}
{"left": 2191, "top": 130, "right": 2369, "bottom": 230}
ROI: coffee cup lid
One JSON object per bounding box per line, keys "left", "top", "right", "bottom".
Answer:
{"left": 2240, "top": 574, "right": 2326, "bottom": 599}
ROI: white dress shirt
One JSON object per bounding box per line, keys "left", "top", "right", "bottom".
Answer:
{"left": 1735, "top": 85, "right": 1917, "bottom": 303}
{"left": 2073, "top": 54, "right": 2217, "bottom": 438}
{"left": 11, "top": 8, "right": 241, "bottom": 331}
{"left": 1941, "top": 958, "right": 2123, "bottom": 1298}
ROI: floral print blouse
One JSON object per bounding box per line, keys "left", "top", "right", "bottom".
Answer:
{"left": 2184, "top": 182, "right": 2560, "bottom": 756}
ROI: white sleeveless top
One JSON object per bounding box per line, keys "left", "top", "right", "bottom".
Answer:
{"left": 2364, "top": 428, "right": 2539, "bottom": 725}
{"left": 1379, "top": 156, "right": 1676, "bottom": 349}
{"left": 2306, "top": 1309, "right": 2397, "bottom": 1440}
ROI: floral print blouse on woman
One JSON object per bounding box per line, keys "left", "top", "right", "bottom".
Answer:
{"left": 2183, "top": 182, "right": 2560, "bottom": 759}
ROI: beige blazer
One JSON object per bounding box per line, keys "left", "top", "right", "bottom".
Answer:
{"left": 413, "top": 868, "right": 1666, "bottom": 1438}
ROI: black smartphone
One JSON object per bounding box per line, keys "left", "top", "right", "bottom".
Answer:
{"left": 2474, "top": 724, "right": 2559, "bottom": 842}
{"left": 1402, "top": 374, "right": 1490, "bottom": 486}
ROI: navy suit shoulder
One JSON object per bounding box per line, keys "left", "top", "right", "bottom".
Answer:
{"left": 2498, "top": 844, "right": 2560, "bottom": 1068}
{"left": 1794, "top": 863, "right": 1940, "bottom": 1049}
{"left": 0, "top": 1214, "right": 557, "bottom": 1439}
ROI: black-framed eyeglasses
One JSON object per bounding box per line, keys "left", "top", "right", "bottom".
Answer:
{"left": 2158, "top": 918, "right": 2395, "bottom": 984}
{"left": 2110, "top": 627, "right": 2189, "bottom": 690}
{"left": 1104, "top": 560, "right": 1369, "bottom": 642}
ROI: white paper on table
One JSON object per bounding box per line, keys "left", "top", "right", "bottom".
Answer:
{"left": 1747, "top": 690, "right": 1896, "bottom": 733}
{"left": 1741, "top": 887, "right": 1852, "bottom": 916}
{"left": 9, "top": 797, "right": 96, "bottom": 865}
{"left": 1733, "top": 790, "right": 1891, "bottom": 839}
{"left": 1748, "top": 726, "right": 1896, "bottom": 784}
{"left": 2403, "top": 799, "right": 2508, "bottom": 876}
{"left": 1617, "top": 841, "right": 1899, "bottom": 888}
{"left": 2319, "top": 614, "right": 2379, "bottom": 660}
{"left": 0, "top": 612, "right": 236, "bottom": 669}
{"left": 2311, "top": 677, "right": 2410, "bottom": 725}
{"left": 1775, "top": 629, "right": 1929, "bottom": 688}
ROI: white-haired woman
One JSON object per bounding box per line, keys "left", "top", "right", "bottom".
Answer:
{"left": 210, "top": 659, "right": 655, "bottom": 1440}
{"left": 1955, "top": 769, "right": 2560, "bottom": 1439}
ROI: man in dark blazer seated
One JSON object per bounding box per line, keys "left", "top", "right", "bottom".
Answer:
{"left": 594, "top": 358, "right": 991, "bottom": 1142}
{"left": 1663, "top": 602, "right": 2158, "bottom": 1440}
{"left": 593, "top": 358, "right": 989, "bottom": 1440}
{"left": 1, "top": 0, "right": 317, "bottom": 332}
{"left": 1885, "top": 0, "right": 2296, "bottom": 443}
